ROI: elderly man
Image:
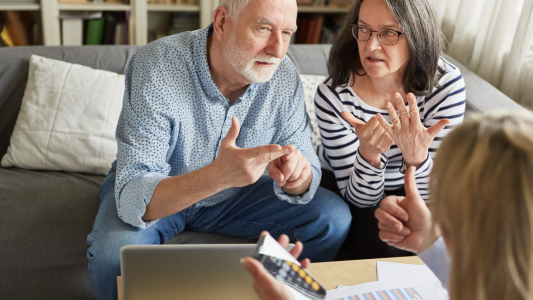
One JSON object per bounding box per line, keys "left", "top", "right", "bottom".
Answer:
{"left": 86, "top": 0, "right": 351, "bottom": 299}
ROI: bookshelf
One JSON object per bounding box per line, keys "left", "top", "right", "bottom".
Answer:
{"left": 57, "top": 3, "right": 131, "bottom": 11}
{"left": 0, "top": 0, "right": 349, "bottom": 47}
{"left": 0, "top": 3, "right": 41, "bottom": 11}
{"left": 147, "top": 4, "right": 200, "bottom": 12}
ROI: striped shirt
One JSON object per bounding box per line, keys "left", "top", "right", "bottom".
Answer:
{"left": 315, "top": 57, "right": 466, "bottom": 207}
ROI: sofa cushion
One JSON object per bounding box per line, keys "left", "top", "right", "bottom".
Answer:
{"left": 300, "top": 74, "right": 326, "bottom": 148}
{"left": 1, "top": 55, "right": 125, "bottom": 175}
{"left": 0, "top": 45, "right": 141, "bottom": 161}
{"left": 0, "top": 167, "right": 104, "bottom": 299}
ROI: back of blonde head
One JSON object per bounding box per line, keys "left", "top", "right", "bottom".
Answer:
{"left": 431, "top": 110, "right": 533, "bottom": 300}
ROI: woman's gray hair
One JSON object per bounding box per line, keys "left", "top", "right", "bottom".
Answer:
{"left": 327, "top": 0, "right": 445, "bottom": 96}
{"left": 219, "top": 0, "right": 251, "bottom": 22}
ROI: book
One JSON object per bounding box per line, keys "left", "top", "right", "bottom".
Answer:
{"left": 60, "top": 12, "right": 102, "bottom": 46}
{"left": 0, "top": 25, "right": 14, "bottom": 47}
{"left": 2, "top": 11, "right": 30, "bottom": 46}
{"left": 295, "top": 18, "right": 309, "bottom": 44}
{"left": 61, "top": 18, "right": 83, "bottom": 46}
{"left": 102, "top": 12, "right": 117, "bottom": 45}
{"left": 251, "top": 235, "right": 326, "bottom": 300}
{"left": 85, "top": 18, "right": 106, "bottom": 45}
{"left": 115, "top": 21, "right": 126, "bottom": 45}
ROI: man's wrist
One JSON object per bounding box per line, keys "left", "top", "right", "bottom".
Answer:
{"left": 205, "top": 161, "right": 229, "bottom": 191}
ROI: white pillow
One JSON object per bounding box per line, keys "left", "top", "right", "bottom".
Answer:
{"left": 1, "top": 55, "right": 125, "bottom": 175}
{"left": 300, "top": 74, "right": 326, "bottom": 148}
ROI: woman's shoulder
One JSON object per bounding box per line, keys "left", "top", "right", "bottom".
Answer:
{"left": 424, "top": 56, "right": 466, "bottom": 98}
{"left": 316, "top": 77, "right": 361, "bottom": 101}
{"left": 436, "top": 56, "right": 464, "bottom": 83}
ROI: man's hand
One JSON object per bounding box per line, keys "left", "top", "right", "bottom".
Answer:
{"left": 241, "top": 232, "right": 310, "bottom": 300}
{"left": 213, "top": 117, "right": 294, "bottom": 189}
{"left": 341, "top": 111, "right": 393, "bottom": 168}
{"left": 375, "top": 166, "right": 439, "bottom": 253}
{"left": 267, "top": 148, "right": 312, "bottom": 195}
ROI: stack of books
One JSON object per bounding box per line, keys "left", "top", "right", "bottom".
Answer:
{"left": 60, "top": 11, "right": 131, "bottom": 46}
{"left": 0, "top": 11, "right": 42, "bottom": 47}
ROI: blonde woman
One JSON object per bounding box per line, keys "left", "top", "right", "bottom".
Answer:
{"left": 376, "top": 110, "right": 533, "bottom": 299}
{"left": 242, "top": 110, "right": 533, "bottom": 300}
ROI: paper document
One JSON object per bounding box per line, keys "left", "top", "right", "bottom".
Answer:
{"left": 327, "top": 261, "right": 448, "bottom": 300}
{"left": 377, "top": 261, "right": 425, "bottom": 281}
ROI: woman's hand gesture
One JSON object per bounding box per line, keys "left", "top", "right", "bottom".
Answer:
{"left": 341, "top": 111, "right": 393, "bottom": 168}
{"left": 376, "top": 93, "right": 450, "bottom": 168}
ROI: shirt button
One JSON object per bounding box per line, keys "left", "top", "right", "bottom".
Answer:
{"left": 206, "top": 91, "right": 210, "bottom": 95}
{"left": 219, "top": 96, "right": 223, "bottom": 100}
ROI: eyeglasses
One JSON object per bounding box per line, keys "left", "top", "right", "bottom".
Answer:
{"left": 351, "top": 25, "right": 405, "bottom": 45}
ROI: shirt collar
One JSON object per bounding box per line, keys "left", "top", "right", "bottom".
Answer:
{"left": 193, "top": 24, "right": 258, "bottom": 104}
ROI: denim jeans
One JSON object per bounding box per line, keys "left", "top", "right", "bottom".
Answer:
{"left": 86, "top": 169, "right": 351, "bottom": 300}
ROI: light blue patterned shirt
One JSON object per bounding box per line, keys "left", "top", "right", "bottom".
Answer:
{"left": 112, "top": 26, "right": 321, "bottom": 229}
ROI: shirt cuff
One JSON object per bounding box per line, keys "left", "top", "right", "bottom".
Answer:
{"left": 355, "top": 149, "right": 388, "bottom": 174}
{"left": 116, "top": 172, "right": 168, "bottom": 229}
{"left": 400, "top": 153, "right": 431, "bottom": 175}
{"left": 418, "top": 237, "right": 451, "bottom": 289}
{"left": 273, "top": 164, "right": 320, "bottom": 204}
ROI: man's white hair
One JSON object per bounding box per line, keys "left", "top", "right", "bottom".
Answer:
{"left": 218, "top": 0, "right": 251, "bottom": 22}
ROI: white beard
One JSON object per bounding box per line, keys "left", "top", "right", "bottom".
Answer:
{"left": 222, "top": 31, "right": 282, "bottom": 83}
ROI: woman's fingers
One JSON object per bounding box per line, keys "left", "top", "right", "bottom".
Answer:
{"left": 300, "top": 258, "right": 311, "bottom": 269}
{"left": 276, "top": 234, "right": 290, "bottom": 249}
{"left": 385, "top": 103, "right": 401, "bottom": 130}
{"left": 427, "top": 119, "right": 451, "bottom": 139}
{"left": 341, "top": 111, "right": 365, "bottom": 130}
{"left": 378, "top": 220, "right": 411, "bottom": 236}
{"left": 407, "top": 93, "right": 420, "bottom": 123}
{"left": 375, "top": 206, "right": 406, "bottom": 232}
{"left": 376, "top": 113, "right": 394, "bottom": 137}
{"left": 379, "top": 230, "right": 406, "bottom": 244}
{"left": 394, "top": 93, "right": 410, "bottom": 127}
{"left": 289, "top": 241, "right": 303, "bottom": 260}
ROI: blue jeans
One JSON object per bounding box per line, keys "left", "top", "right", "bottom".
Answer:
{"left": 86, "top": 169, "right": 351, "bottom": 300}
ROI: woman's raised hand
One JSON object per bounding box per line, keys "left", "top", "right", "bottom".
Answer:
{"left": 341, "top": 111, "right": 393, "bottom": 168}
{"left": 376, "top": 93, "right": 450, "bottom": 168}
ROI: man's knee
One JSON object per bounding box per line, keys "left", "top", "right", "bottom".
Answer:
{"left": 309, "top": 187, "right": 352, "bottom": 237}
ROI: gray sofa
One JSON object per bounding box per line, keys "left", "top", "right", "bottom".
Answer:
{"left": 0, "top": 44, "right": 524, "bottom": 300}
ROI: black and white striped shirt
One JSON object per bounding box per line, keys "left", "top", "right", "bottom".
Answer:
{"left": 315, "top": 57, "right": 466, "bottom": 207}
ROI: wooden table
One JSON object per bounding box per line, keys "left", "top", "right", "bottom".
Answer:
{"left": 117, "top": 256, "right": 423, "bottom": 299}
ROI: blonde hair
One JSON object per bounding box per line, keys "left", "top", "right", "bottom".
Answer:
{"left": 431, "top": 110, "right": 533, "bottom": 300}
{"left": 218, "top": 0, "right": 250, "bottom": 22}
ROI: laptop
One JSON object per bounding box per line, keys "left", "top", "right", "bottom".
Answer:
{"left": 120, "top": 244, "right": 259, "bottom": 300}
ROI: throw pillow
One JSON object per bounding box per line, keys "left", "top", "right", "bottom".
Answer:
{"left": 1, "top": 55, "right": 125, "bottom": 175}
{"left": 300, "top": 74, "right": 326, "bottom": 148}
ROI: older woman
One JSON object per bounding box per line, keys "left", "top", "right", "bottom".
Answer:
{"left": 242, "top": 110, "right": 533, "bottom": 300}
{"left": 315, "top": 0, "right": 466, "bottom": 258}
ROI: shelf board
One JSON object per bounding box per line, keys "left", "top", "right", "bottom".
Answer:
{"left": 297, "top": 6, "right": 349, "bottom": 13}
{"left": 147, "top": 4, "right": 200, "bottom": 12}
{"left": 58, "top": 2, "right": 131, "bottom": 11}
{"left": 0, "top": 3, "right": 41, "bottom": 11}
